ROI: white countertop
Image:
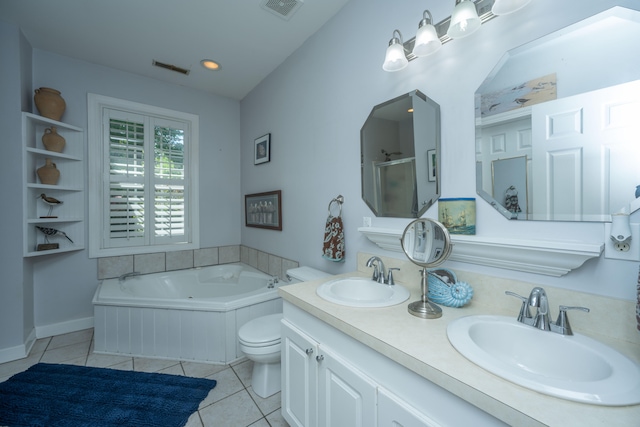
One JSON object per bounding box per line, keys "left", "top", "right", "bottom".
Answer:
{"left": 278, "top": 269, "right": 640, "bottom": 427}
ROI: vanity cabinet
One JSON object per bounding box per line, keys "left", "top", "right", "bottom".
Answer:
{"left": 281, "top": 302, "right": 505, "bottom": 427}
{"left": 22, "top": 112, "right": 85, "bottom": 256}
{"left": 282, "top": 320, "right": 376, "bottom": 427}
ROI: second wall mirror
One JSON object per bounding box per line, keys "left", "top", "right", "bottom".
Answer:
{"left": 475, "top": 7, "right": 640, "bottom": 222}
{"left": 361, "top": 90, "right": 441, "bottom": 218}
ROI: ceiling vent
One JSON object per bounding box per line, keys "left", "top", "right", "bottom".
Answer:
{"left": 152, "top": 60, "right": 190, "bottom": 75}
{"left": 260, "top": 0, "right": 304, "bottom": 21}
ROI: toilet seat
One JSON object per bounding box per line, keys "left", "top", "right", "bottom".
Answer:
{"left": 238, "top": 313, "right": 282, "bottom": 348}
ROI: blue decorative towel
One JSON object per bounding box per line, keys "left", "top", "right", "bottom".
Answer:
{"left": 322, "top": 215, "right": 345, "bottom": 262}
{"left": 0, "top": 363, "right": 217, "bottom": 427}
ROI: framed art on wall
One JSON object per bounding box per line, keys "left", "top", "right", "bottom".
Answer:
{"left": 254, "top": 133, "right": 271, "bottom": 165}
{"left": 245, "top": 190, "right": 282, "bottom": 230}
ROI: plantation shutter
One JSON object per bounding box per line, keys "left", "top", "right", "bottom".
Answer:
{"left": 103, "top": 109, "right": 189, "bottom": 248}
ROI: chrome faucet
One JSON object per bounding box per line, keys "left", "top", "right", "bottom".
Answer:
{"left": 506, "top": 287, "right": 589, "bottom": 336}
{"left": 118, "top": 271, "right": 141, "bottom": 282}
{"left": 366, "top": 256, "right": 387, "bottom": 284}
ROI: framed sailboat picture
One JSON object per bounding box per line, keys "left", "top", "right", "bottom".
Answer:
{"left": 438, "top": 198, "right": 476, "bottom": 235}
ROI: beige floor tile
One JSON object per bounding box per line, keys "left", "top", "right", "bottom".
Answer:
{"left": 266, "top": 409, "right": 290, "bottom": 427}
{"left": 47, "top": 328, "right": 93, "bottom": 350}
{"left": 248, "top": 388, "right": 281, "bottom": 416}
{"left": 133, "top": 357, "right": 180, "bottom": 373}
{"left": 198, "top": 367, "right": 244, "bottom": 408}
{"left": 39, "top": 341, "right": 91, "bottom": 364}
{"left": 248, "top": 418, "right": 270, "bottom": 427}
{"left": 85, "top": 352, "right": 132, "bottom": 368}
{"left": 182, "top": 361, "right": 228, "bottom": 379}
{"left": 232, "top": 359, "right": 253, "bottom": 387}
{"left": 199, "top": 390, "right": 263, "bottom": 427}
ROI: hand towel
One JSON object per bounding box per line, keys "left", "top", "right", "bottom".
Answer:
{"left": 322, "top": 215, "right": 345, "bottom": 262}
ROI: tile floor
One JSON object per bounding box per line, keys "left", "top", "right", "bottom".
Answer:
{"left": 0, "top": 328, "right": 289, "bottom": 427}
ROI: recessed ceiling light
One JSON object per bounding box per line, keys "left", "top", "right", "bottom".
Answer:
{"left": 201, "top": 59, "right": 221, "bottom": 71}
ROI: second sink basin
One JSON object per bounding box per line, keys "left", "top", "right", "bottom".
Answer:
{"left": 447, "top": 315, "right": 640, "bottom": 406}
{"left": 316, "top": 277, "right": 410, "bottom": 308}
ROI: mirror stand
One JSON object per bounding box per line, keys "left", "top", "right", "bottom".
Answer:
{"left": 408, "top": 267, "right": 442, "bottom": 319}
{"left": 401, "top": 218, "right": 453, "bottom": 319}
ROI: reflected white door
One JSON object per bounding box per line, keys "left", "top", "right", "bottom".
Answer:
{"left": 531, "top": 80, "right": 640, "bottom": 220}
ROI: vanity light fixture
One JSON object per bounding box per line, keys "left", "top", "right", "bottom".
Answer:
{"left": 200, "top": 59, "right": 221, "bottom": 71}
{"left": 382, "top": 0, "right": 533, "bottom": 72}
{"left": 412, "top": 10, "right": 442, "bottom": 57}
{"left": 447, "top": 0, "right": 482, "bottom": 39}
{"left": 491, "top": 0, "right": 532, "bottom": 16}
{"left": 382, "top": 30, "right": 409, "bottom": 72}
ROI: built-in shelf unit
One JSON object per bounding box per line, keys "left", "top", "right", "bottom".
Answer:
{"left": 22, "top": 112, "right": 84, "bottom": 257}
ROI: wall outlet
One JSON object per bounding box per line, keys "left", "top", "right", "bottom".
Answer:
{"left": 604, "top": 223, "right": 640, "bottom": 261}
{"left": 363, "top": 217, "right": 372, "bottom": 227}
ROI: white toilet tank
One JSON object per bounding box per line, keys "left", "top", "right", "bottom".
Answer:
{"left": 286, "top": 266, "right": 331, "bottom": 283}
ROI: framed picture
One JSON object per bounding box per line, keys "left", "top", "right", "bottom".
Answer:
{"left": 427, "top": 149, "right": 437, "bottom": 182}
{"left": 245, "top": 190, "right": 282, "bottom": 230}
{"left": 438, "top": 198, "right": 476, "bottom": 235}
{"left": 254, "top": 133, "right": 271, "bottom": 165}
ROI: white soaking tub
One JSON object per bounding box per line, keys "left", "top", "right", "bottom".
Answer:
{"left": 92, "top": 263, "right": 283, "bottom": 364}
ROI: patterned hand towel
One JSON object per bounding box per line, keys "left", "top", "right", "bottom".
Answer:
{"left": 322, "top": 215, "right": 345, "bottom": 262}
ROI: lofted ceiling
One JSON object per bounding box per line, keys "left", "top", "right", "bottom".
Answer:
{"left": 0, "top": 0, "right": 350, "bottom": 100}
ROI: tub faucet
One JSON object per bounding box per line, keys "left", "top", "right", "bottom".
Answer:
{"left": 118, "top": 271, "right": 141, "bottom": 282}
{"left": 366, "top": 256, "right": 387, "bottom": 284}
{"left": 268, "top": 276, "right": 280, "bottom": 289}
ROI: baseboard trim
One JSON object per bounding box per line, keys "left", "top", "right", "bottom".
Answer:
{"left": 35, "top": 316, "right": 94, "bottom": 339}
{"left": 0, "top": 328, "right": 36, "bottom": 364}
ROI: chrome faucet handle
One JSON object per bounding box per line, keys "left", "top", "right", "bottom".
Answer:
{"left": 555, "top": 305, "right": 590, "bottom": 336}
{"left": 505, "top": 291, "right": 531, "bottom": 323}
{"left": 387, "top": 268, "right": 399, "bottom": 286}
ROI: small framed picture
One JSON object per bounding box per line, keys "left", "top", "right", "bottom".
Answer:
{"left": 245, "top": 190, "right": 282, "bottom": 230}
{"left": 427, "top": 149, "right": 437, "bottom": 182}
{"left": 254, "top": 133, "right": 271, "bottom": 165}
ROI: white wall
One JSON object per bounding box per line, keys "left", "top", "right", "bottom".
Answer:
{"left": 240, "top": 0, "right": 640, "bottom": 301}
{"left": 27, "top": 50, "right": 242, "bottom": 329}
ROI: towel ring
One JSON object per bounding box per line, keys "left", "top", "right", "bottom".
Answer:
{"left": 328, "top": 195, "right": 344, "bottom": 217}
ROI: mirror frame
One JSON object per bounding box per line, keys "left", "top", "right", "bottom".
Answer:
{"left": 361, "top": 90, "right": 441, "bottom": 218}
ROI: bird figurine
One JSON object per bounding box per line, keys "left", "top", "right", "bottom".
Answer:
{"left": 38, "top": 193, "right": 63, "bottom": 217}
{"left": 36, "top": 226, "right": 73, "bottom": 243}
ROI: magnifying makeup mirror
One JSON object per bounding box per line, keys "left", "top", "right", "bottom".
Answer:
{"left": 400, "top": 218, "right": 453, "bottom": 319}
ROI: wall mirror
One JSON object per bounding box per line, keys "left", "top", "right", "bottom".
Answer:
{"left": 361, "top": 90, "right": 441, "bottom": 218}
{"left": 475, "top": 6, "right": 640, "bottom": 221}
{"left": 401, "top": 218, "right": 452, "bottom": 319}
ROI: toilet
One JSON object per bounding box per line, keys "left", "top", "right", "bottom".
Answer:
{"left": 238, "top": 266, "right": 330, "bottom": 398}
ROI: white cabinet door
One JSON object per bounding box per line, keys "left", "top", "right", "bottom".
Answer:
{"left": 378, "top": 387, "right": 441, "bottom": 427}
{"left": 317, "top": 346, "right": 377, "bottom": 427}
{"left": 282, "top": 320, "right": 319, "bottom": 427}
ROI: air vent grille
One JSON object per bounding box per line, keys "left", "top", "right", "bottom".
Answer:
{"left": 260, "top": 0, "right": 304, "bottom": 20}
{"left": 152, "top": 60, "right": 190, "bottom": 75}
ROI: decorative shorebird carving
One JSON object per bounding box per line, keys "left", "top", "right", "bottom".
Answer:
{"left": 35, "top": 226, "right": 73, "bottom": 243}
{"left": 38, "top": 193, "right": 63, "bottom": 217}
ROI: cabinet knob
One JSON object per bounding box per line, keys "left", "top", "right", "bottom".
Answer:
{"left": 305, "top": 348, "right": 314, "bottom": 355}
{"left": 316, "top": 355, "right": 324, "bottom": 362}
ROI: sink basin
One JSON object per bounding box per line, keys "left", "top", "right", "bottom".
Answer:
{"left": 447, "top": 315, "right": 640, "bottom": 406}
{"left": 316, "top": 277, "right": 410, "bottom": 308}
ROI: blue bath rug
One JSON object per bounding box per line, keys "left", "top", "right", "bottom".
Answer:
{"left": 0, "top": 363, "right": 217, "bottom": 427}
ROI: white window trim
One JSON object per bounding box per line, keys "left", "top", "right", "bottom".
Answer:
{"left": 87, "top": 93, "right": 199, "bottom": 258}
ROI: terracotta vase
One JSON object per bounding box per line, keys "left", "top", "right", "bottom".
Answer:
{"left": 37, "top": 158, "right": 60, "bottom": 185}
{"left": 34, "top": 87, "right": 66, "bottom": 121}
{"left": 42, "top": 127, "right": 66, "bottom": 153}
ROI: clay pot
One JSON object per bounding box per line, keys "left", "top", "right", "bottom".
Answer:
{"left": 34, "top": 87, "right": 66, "bottom": 121}
{"left": 37, "top": 158, "right": 60, "bottom": 185}
{"left": 42, "top": 127, "right": 66, "bottom": 153}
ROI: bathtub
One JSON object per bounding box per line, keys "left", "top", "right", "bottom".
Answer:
{"left": 92, "top": 263, "right": 284, "bottom": 364}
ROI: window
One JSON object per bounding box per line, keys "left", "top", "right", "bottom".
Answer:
{"left": 88, "top": 94, "right": 199, "bottom": 257}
